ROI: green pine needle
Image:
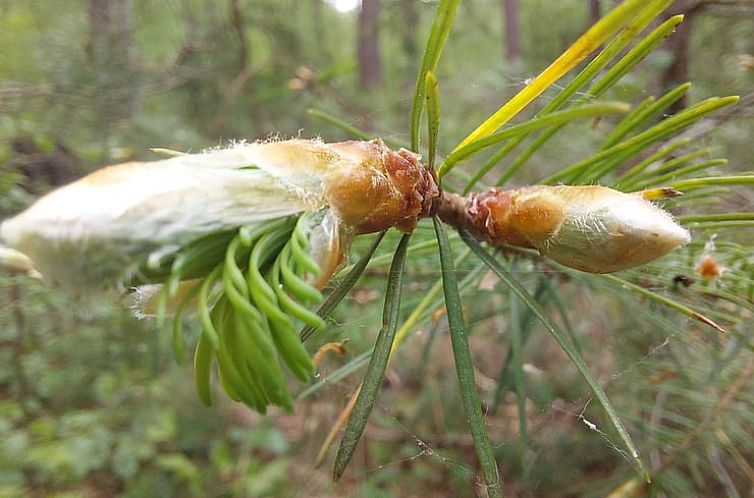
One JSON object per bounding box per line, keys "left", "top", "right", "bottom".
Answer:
{"left": 435, "top": 218, "right": 503, "bottom": 498}
{"left": 410, "top": 0, "right": 461, "bottom": 152}
{"left": 333, "top": 234, "right": 411, "bottom": 481}
{"left": 460, "top": 230, "right": 651, "bottom": 483}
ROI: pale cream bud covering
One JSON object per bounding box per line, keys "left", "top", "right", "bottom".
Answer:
{"left": 0, "top": 139, "right": 438, "bottom": 291}
{"left": 2, "top": 138, "right": 690, "bottom": 291}
{"left": 444, "top": 185, "right": 691, "bottom": 273}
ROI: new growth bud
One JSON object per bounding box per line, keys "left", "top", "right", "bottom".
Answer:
{"left": 440, "top": 185, "right": 690, "bottom": 273}
{"left": 0, "top": 139, "right": 440, "bottom": 291}
{"left": 1, "top": 139, "right": 691, "bottom": 291}
{"left": 323, "top": 140, "right": 438, "bottom": 234}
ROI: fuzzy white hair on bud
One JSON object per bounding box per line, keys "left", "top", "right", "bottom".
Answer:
{"left": 0, "top": 143, "right": 323, "bottom": 291}
{"left": 541, "top": 187, "right": 691, "bottom": 273}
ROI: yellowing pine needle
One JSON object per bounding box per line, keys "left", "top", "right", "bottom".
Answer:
{"left": 312, "top": 340, "right": 349, "bottom": 369}
{"left": 150, "top": 147, "right": 187, "bottom": 157}
{"left": 314, "top": 385, "right": 361, "bottom": 468}
{"left": 454, "top": 0, "right": 650, "bottom": 150}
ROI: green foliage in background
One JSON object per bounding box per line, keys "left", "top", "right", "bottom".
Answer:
{"left": 1, "top": 0, "right": 753, "bottom": 497}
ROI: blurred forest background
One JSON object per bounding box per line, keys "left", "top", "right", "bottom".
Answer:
{"left": 1, "top": 0, "right": 753, "bottom": 497}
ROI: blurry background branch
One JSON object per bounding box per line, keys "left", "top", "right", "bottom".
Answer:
{"left": 0, "top": 1, "right": 752, "bottom": 497}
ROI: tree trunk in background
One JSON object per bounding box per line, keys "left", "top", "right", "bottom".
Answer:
{"left": 88, "top": 0, "right": 136, "bottom": 69}
{"left": 358, "top": 0, "right": 382, "bottom": 90}
{"left": 89, "top": 0, "right": 109, "bottom": 56}
{"left": 660, "top": 2, "right": 703, "bottom": 115}
{"left": 501, "top": 0, "right": 521, "bottom": 62}
{"left": 230, "top": 0, "right": 249, "bottom": 70}
{"left": 400, "top": 0, "right": 418, "bottom": 61}
{"left": 311, "top": 0, "right": 329, "bottom": 65}
{"left": 88, "top": 0, "right": 139, "bottom": 155}
{"left": 661, "top": 18, "right": 692, "bottom": 114}
{"left": 588, "top": 0, "right": 600, "bottom": 25}
{"left": 208, "top": 0, "right": 259, "bottom": 137}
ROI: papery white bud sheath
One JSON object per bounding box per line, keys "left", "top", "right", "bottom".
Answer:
{"left": 0, "top": 139, "right": 438, "bottom": 291}
{"left": 538, "top": 186, "right": 691, "bottom": 273}
{"left": 441, "top": 185, "right": 691, "bottom": 273}
{"left": 0, "top": 144, "right": 322, "bottom": 290}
